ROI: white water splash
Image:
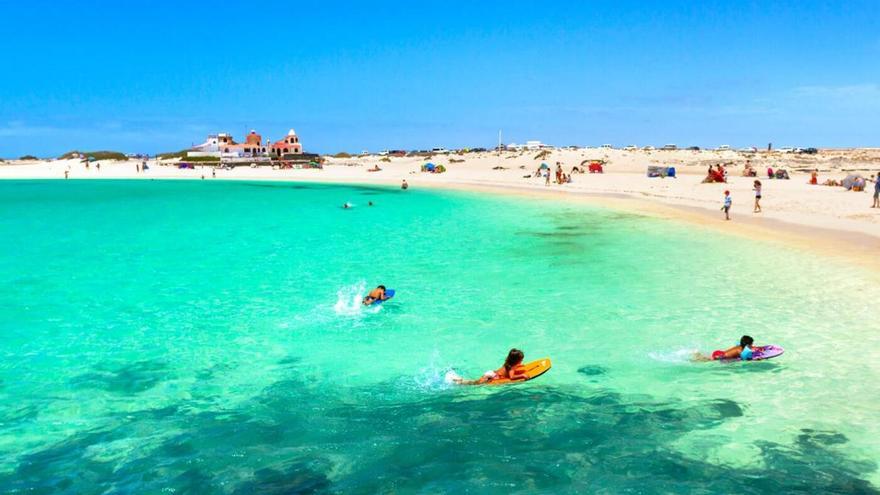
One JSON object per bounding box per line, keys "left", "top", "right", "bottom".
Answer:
{"left": 333, "top": 281, "right": 382, "bottom": 317}
{"left": 412, "top": 351, "right": 458, "bottom": 390}
{"left": 648, "top": 347, "right": 700, "bottom": 363}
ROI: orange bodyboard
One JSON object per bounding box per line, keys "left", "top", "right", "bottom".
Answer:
{"left": 485, "top": 358, "right": 552, "bottom": 385}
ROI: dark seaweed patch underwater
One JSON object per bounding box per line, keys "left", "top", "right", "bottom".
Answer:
{"left": 2, "top": 375, "right": 877, "bottom": 494}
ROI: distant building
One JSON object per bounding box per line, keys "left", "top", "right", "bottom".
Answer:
{"left": 188, "top": 129, "right": 302, "bottom": 159}
{"left": 270, "top": 129, "right": 303, "bottom": 157}
{"left": 525, "top": 140, "right": 546, "bottom": 150}
{"left": 505, "top": 140, "right": 546, "bottom": 151}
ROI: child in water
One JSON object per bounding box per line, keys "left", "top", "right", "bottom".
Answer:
{"left": 450, "top": 348, "right": 529, "bottom": 384}
{"left": 696, "top": 335, "right": 757, "bottom": 361}
{"left": 362, "top": 285, "right": 387, "bottom": 305}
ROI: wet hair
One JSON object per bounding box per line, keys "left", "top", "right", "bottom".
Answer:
{"left": 740, "top": 335, "right": 754, "bottom": 348}
{"left": 378, "top": 285, "right": 386, "bottom": 290}
{"left": 504, "top": 348, "right": 525, "bottom": 371}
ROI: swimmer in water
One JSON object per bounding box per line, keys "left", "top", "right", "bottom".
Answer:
{"left": 362, "top": 285, "right": 387, "bottom": 305}
{"left": 343, "top": 202, "right": 352, "bottom": 209}
{"left": 452, "top": 348, "right": 529, "bottom": 384}
{"left": 695, "top": 335, "right": 757, "bottom": 361}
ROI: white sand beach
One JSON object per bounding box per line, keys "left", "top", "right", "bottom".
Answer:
{"left": 3, "top": 148, "right": 879, "bottom": 264}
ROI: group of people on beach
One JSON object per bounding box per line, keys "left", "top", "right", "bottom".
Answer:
{"left": 808, "top": 168, "right": 880, "bottom": 208}
{"left": 533, "top": 162, "right": 574, "bottom": 185}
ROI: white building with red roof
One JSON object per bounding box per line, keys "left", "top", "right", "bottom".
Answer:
{"left": 188, "top": 129, "right": 302, "bottom": 159}
{"left": 270, "top": 129, "right": 303, "bottom": 157}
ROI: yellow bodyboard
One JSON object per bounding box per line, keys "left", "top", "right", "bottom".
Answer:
{"left": 485, "top": 358, "right": 552, "bottom": 385}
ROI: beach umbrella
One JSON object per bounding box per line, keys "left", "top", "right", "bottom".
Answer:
{"left": 540, "top": 162, "right": 549, "bottom": 169}
{"left": 842, "top": 174, "right": 862, "bottom": 190}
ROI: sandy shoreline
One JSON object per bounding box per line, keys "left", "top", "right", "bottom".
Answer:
{"left": 3, "top": 149, "right": 879, "bottom": 270}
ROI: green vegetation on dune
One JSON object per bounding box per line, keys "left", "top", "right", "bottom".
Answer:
{"left": 156, "top": 150, "right": 189, "bottom": 159}
{"left": 179, "top": 156, "right": 220, "bottom": 163}
{"left": 333, "top": 152, "right": 352, "bottom": 158}
{"left": 19, "top": 155, "right": 39, "bottom": 160}
{"left": 59, "top": 150, "right": 129, "bottom": 161}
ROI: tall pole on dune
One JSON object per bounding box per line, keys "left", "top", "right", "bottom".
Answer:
{"left": 498, "top": 129, "right": 502, "bottom": 154}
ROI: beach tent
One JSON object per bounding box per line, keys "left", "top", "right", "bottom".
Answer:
{"left": 423, "top": 162, "right": 436, "bottom": 172}
{"left": 540, "top": 162, "right": 550, "bottom": 169}
{"left": 842, "top": 174, "right": 863, "bottom": 190}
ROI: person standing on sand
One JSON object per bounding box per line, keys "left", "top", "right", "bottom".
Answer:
{"left": 64, "top": 170, "right": 69, "bottom": 179}
{"left": 753, "top": 180, "right": 762, "bottom": 213}
{"left": 872, "top": 175, "right": 880, "bottom": 208}
{"left": 722, "top": 190, "right": 732, "bottom": 220}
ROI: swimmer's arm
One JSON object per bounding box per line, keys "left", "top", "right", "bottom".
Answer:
{"left": 722, "top": 346, "right": 742, "bottom": 359}
{"left": 508, "top": 369, "right": 530, "bottom": 381}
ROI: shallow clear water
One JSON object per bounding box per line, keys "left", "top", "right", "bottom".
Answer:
{"left": 1, "top": 179, "right": 878, "bottom": 494}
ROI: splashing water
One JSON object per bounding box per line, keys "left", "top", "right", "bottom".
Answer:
{"left": 333, "top": 281, "right": 382, "bottom": 316}
{"left": 411, "top": 351, "right": 459, "bottom": 391}
{"left": 649, "top": 347, "right": 701, "bottom": 363}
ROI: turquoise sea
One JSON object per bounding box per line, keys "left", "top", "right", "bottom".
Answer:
{"left": 1, "top": 179, "right": 878, "bottom": 494}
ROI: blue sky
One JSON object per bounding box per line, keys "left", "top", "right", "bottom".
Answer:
{"left": 1, "top": 0, "right": 878, "bottom": 157}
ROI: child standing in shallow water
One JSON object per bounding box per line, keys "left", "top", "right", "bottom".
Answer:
{"left": 753, "top": 180, "right": 762, "bottom": 213}
{"left": 722, "top": 190, "right": 732, "bottom": 220}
